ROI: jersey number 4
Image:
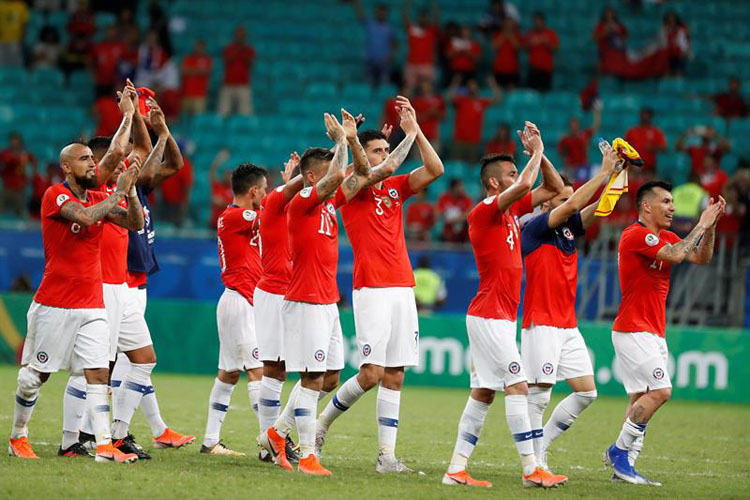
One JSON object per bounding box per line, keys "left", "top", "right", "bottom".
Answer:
{"left": 506, "top": 223, "right": 516, "bottom": 250}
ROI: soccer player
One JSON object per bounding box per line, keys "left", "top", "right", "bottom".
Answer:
{"left": 604, "top": 182, "right": 725, "bottom": 485}
{"left": 261, "top": 110, "right": 375, "bottom": 476}
{"left": 316, "top": 96, "right": 443, "bottom": 472}
{"left": 443, "top": 122, "right": 568, "bottom": 488}
{"left": 8, "top": 140, "right": 143, "bottom": 462}
{"left": 520, "top": 144, "right": 622, "bottom": 472}
{"left": 201, "top": 163, "right": 268, "bottom": 456}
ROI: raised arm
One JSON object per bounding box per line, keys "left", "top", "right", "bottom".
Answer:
{"left": 316, "top": 113, "right": 348, "bottom": 200}
{"left": 523, "top": 122, "right": 564, "bottom": 207}
{"left": 495, "top": 125, "right": 544, "bottom": 212}
{"left": 487, "top": 75, "right": 503, "bottom": 105}
{"left": 281, "top": 151, "right": 305, "bottom": 201}
{"left": 126, "top": 80, "right": 152, "bottom": 163}
{"left": 656, "top": 196, "right": 725, "bottom": 264}
{"left": 343, "top": 108, "right": 371, "bottom": 178}
{"left": 107, "top": 161, "right": 145, "bottom": 231}
{"left": 96, "top": 85, "right": 136, "bottom": 184}
{"left": 365, "top": 104, "right": 418, "bottom": 188}
{"left": 141, "top": 99, "right": 184, "bottom": 188}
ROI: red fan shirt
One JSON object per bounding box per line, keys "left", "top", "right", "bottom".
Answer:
{"left": 453, "top": 95, "right": 492, "bottom": 144}
{"left": 182, "top": 53, "right": 213, "bottom": 98}
{"left": 525, "top": 28, "right": 559, "bottom": 72}
{"left": 406, "top": 23, "right": 438, "bottom": 65}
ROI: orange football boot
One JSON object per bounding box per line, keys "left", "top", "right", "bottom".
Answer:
{"left": 8, "top": 436, "right": 39, "bottom": 459}
{"left": 266, "top": 427, "right": 293, "bottom": 471}
{"left": 298, "top": 454, "right": 331, "bottom": 476}
{"left": 522, "top": 466, "right": 568, "bottom": 488}
{"left": 442, "top": 469, "right": 492, "bottom": 487}
{"left": 95, "top": 442, "right": 138, "bottom": 463}
{"left": 153, "top": 428, "right": 196, "bottom": 449}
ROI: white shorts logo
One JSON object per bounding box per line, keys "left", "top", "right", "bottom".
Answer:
{"left": 300, "top": 187, "right": 313, "bottom": 198}
{"left": 56, "top": 194, "right": 69, "bottom": 206}
{"left": 645, "top": 233, "right": 659, "bottom": 247}
{"left": 243, "top": 210, "right": 256, "bottom": 222}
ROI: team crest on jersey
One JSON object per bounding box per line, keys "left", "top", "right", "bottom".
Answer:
{"left": 300, "top": 187, "right": 313, "bottom": 198}
{"left": 243, "top": 210, "right": 256, "bottom": 222}
{"left": 645, "top": 233, "right": 659, "bottom": 247}
{"left": 562, "top": 227, "right": 574, "bottom": 240}
{"left": 362, "top": 344, "right": 372, "bottom": 357}
{"left": 70, "top": 223, "right": 81, "bottom": 234}
{"left": 388, "top": 188, "right": 399, "bottom": 199}
{"left": 652, "top": 367, "right": 665, "bottom": 380}
{"left": 252, "top": 348, "right": 259, "bottom": 360}
{"left": 542, "top": 363, "right": 554, "bottom": 375}
{"left": 314, "top": 349, "right": 326, "bottom": 362}
{"left": 56, "top": 194, "right": 69, "bottom": 206}
{"left": 483, "top": 195, "right": 496, "bottom": 205}
{"left": 508, "top": 361, "right": 521, "bottom": 374}
{"left": 36, "top": 351, "right": 48, "bottom": 364}
{"left": 326, "top": 203, "right": 335, "bottom": 215}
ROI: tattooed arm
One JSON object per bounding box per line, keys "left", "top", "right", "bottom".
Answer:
{"left": 316, "top": 113, "right": 348, "bottom": 200}
{"left": 495, "top": 126, "right": 543, "bottom": 212}
{"left": 96, "top": 86, "right": 136, "bottom": 185}
{"left": 342, "top": 109, "right": 372, "bottom": 178}
{"left": 138, "top": 135, "right": 167, "bottom": 188}
{"left": 362, "top": 101, "right": 419, "bottom": 190}
{"left": 656, "top": 196, "right": 725, "bottom": 264}
{"left": 106, "top": 190, "right": 144, "bottom": 230}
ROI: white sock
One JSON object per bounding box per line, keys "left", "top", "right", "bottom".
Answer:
{"left": 629, "top": 433, "right": 645, "bottom": 465}
{"left": 615, "top": 417, "right": 646, "bottom": 451}
{"left": 203, "top": 378, "right": 235, "bottom": 448}
{"left": 62, "top": 375, "right": 88, "bottom": 448}
{"left": 318, "top": 389, "right": 330, "bottom": 402}
{"left": 140, "top": 377, "right": 167, "bottom": 437}
{"left": 294, "top": 386, "right": 319, "bottom": 458}
{"left": 82, "top": 412, "right": 94, "bottom": 435}
{"left": 526, "top": 386, "right": 551, "bottom": 458}
{"left": 542, "top": 390, "right": 597, "bottom": 450}
{"left": 110, "top": 354, "right": 129, "bottom": 408}
{"left": 11, "top": 367, "right": 41, "bottom": 439}
{"left": 319, "top": 377, "right": 366, "bottom": 430}
{"left": 112, "top": 363, "right": 155, "bottom": 439}
{"left": 87, "top": 384, "right": 112, "bottom": 446}
{"left": 376, "top": 386, "right": 401, "bottom": 458}
{"left": 448, "top": 397, "right": 490, "bottom": 473}
{"left": 258, "top": 377, "right": 283, "bottom": 433}
{"left": 274, "top": 379, "right": 301, "bottom": 437}
{"left": 505, "top": 394, "right": 536, "bottom": 475}
{"left": 248, "top": 380, "right": 261, "bottom": 432}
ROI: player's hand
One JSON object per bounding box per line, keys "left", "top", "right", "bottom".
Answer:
{"left": 698, "top": 197, "right": 724, "bottom": 229}
{"left": 381, "top": 123, "right": 393, "bottom": 140}
{"left": 148, "top": 99, "right": 169, "bottom": 137}
{"left": 398, "top": 103, "right": 419, "bottom": 136}
{"left": 214, "top": 149, "right": 230, "bottom": 164}
{"left": 599, "top": 140, "right": 623, "bottom": 175}
{"left": 354, "top": 113, "right": 366, "bottom": 129}
{"left": 518, "top": 122, "right": 543, "bottom": 155}
{"left": 117, "top": 86, "right": 137, "bottom": 116}
{"left": 116, "top": 155, "right": 141, "bottom": 194}
{"left": 341, "top": 108, "right": 358, "bottom": 141}
{"left": 282, "top": 151, "right": 300, "bottom": 183}
{"left": 324, "top": 112, "right": 345, "bottom": 143}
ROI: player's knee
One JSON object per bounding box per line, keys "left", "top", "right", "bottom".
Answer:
{"left": 504, "top": 381, "right": 529, "bottom": 396}
{"left": 653, "top": 388, "right": 671, "bottom": 404}
{"left": 470, "top": 388, "right": 495, "bottom": 405}
{"left": 85, "top": 367, "right": 110, "bottom": 385}
{"left": 218, "top": 370, "right": 241, "bottom": 385}
{"left": 575, "top": 389, "right": 598, "bottom": 407}
{"left": 358, "top": 365, "right": 384, "bottom": 390}
{"left": 528, "top": 385, "right": 552, "bottom": 410}
{"left": 17, "top": 366, "right": 43, "bottom": 396}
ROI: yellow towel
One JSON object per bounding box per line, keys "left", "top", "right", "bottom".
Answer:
{"left": 595, "top": 168, "right": 628, "bottom": 217}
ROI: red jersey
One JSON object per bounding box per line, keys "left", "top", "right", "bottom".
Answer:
{"left": 182, "top": 54, "right": 212, "bottom": 97}
{"left": 437, "top": 191, "right": 473, "bottom": 242}
{"left": 406, "top": 24, "right": 438, "bottom": 65}
{"left": 467, "top": 192, "right": 533, "bottom": 320}
{"left": 91, "top": 40, "right": 127, "bottom": 86}
{"left": 447, "top": 37, "right": 481, "bottom": 72}
{"left": 285, "top": 185, "right": 347, "bottom": 304}
{"left": 95, "top": 183, "right": 129, "bottom": 284}
{"left": 492, "top": 32, "right": 521, "bottom": 74}
{"left": 486, "top": 138, "right": 517, "bottom": 156}
{"left": 223, "top": 43, "right": 255, "bottom": 85}
{"left": 453, "top": 95, "right": 491, "bottom": 144}
{"left": 525, "top": 28, "right": 559, "bottom": 72}
{"left": 412, "top": 94, "right": 445, "bottom": 141}
{"left": 613, "top": 222, "right": 681, "bottom": 337}
{"left": 160, "top": 156, "right": 193, "bottom": 204}
{"left": 256, "top": 187, "right": 292, "bottom": 295}
{"left": 0, "top": 149, "right": 34, "bottom": 189}
{"left": 406, "top": 199, "right": 435, "bottom": 232}
{"left": 700, "top": 169, "right": 728, "bottom": 200}
{"left": 558, "top": 129, "right": 594, "bottom": 168}
{"left": 521, "top": 211, "right": 585, "bottom": 328}
{"left": 625, "top": 125, "right": 667, "bottom": 170}
{"left": 217, "top": 205, "right": 262, "bottom": 304}
{"left": 341, "top": 175, "right": 415, "bottom": 289}
{"left": 34, "top": 183, "right": 109, "bottom": 309}
{"left": 210, "top": 180, "right": 234, "bottom": 228}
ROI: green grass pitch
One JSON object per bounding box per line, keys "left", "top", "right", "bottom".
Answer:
{"left": 1, "top": 365, "right": 748, "bottom": 499}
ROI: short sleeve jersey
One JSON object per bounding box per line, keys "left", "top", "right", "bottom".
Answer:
{"left": 521, "top": 211, "right": 585, "bottom": 328}
{"left": 467, "top": 192, "right": 534, "bottom": 320}
{"left": 613, "top": 222, "right": 681, "bottom": 337}
{"left": 217, "top": 205, "right": 262, "bottom": 305}
{"left": 256, "top": 187, "right": 292, "bottom": 296}
{"left": 95, "top": 183, "right": 129, "bottom": 285}
{"left": 340, "top": 175, "right": 415, "bottom": 289}
{"left": 34, "top": 183, "right": 109, "bottom": 309}
{"left": 285, "top": 185, "right": 347, "bottom": 305}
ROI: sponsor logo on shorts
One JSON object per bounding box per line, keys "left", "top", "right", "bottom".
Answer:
{"left": 252, "top": 348, "right": 259, "bottom": 360}
{"left": 645, "top": 233, "right": 659, "bottom": 247}
{"left": 508, "top": 361, "right": 521, "bottom": 375}
{"left": 653, "top": 367, "right": 665, "bottom": 380}
{"left": 314, "top": 349, "right": 326, "bottom": 362}
{"left": 36, "top": 351, "right": 48, "bottom": 364}
{"left": 388, "top": 188, "right": 399, "bottom": 199}
{"left": 56, "top": 194, "right": 69, "bottom": 206}
{"left": 542, "top": 362, "right": 554, "bottom": 375}
{"left": 362, "top": 344, "right": 372, "bottom": 357}
{"left": 70, "top": 223, "right": 81, "bottom": 234}
{"left": 243, "top": 210, "right": 256, "bottom": 222}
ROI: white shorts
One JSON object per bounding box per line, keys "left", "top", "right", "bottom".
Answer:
{"left": 22, "top": 301, "right": 109, "bottom": 373}
{"left": 521, "top": 325, "right": 594, "bottom": 384}
{"left": 103, "top": 283, "right": 152, "bottom": 360}
{"left": 254, "top": 287, "right": 284, "bottom": 362}
{"left": 217, "top": 288, "right": 262, "bottom": 372}
{"left": 352, "top": 287, "right": 420, "bottom": 368}
{"left": 281, "top": 300, "right": 345, "bottom": 373}
{"left": 467, "top": 315, "right": 526, "bottom": 391}
{"left": 612, "top": 331, "right": 672, "bottom": 394}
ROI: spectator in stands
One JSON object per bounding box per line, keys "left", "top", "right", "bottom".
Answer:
{"left": 402, "top": 0, "right": 440, "bottom": 94}
{"left": 116, "top": 6, "right": 141, "bottom": 44}
{"left": 406, "top": 188, "right": 436, "bottom": 241}
{"left": 92, "top": 93, "right": 123, "bottom": 137}
{"left": 66, "top": 0, "right": 96, "bottom": 40}
{"left": 31, "top": 25, "right": 61, "bottom": 69}
{"left": 675, "top": 126, "right": 731, "bottom": 175}
{"left": 717, "top": 183, "right": 745, "bottom": 247}
{"left": 413, "top": 255, "right": 447, "bottom": 313}
{"left": 148, "top": 0, "right": 173, "bottom": 56}
{"left": 624, "top": 107, "right": 667, "bottom": 172}
{"left": 558, "top": 104, "right": 602, "bottom": 175}
{"left": 491, "top": 17, "right": 521, "bottom": 89}
{"left": 182, "top": 40, "right": 213, "bottom": 115}
{"left": 352, "top": 0, "right": 396, "bottom": 88}
{"left": 136, "top": 29, "right": 169, "bottom": 89}
{"left": 60, "top": 33, "right": 92, "bottom": 77}
{"left": 446, "top": 25, "right": 482, "bottom": 85}
{"left": 0, "top": 0, "right": 29, "bottom": 66}
{"left": 412, "top": 80, "right": 445, "bottom": 153}
{"left": 0, "top": 132, "right": 36, "bottom": 217}
{"left": 218, "top": 25, "right": 256, "bottom": 116}
{"left": 671, "top": 171, "right": 708, "bottom": 237}
{"left": 699, "top": 153, "right": 728, "bottom": 200}
{"left": 524, "top": 12, "right": 559, "bottom": 92}
{"left": 478, "top": 0, "right": 520, "bottom": 32}
{"left": 29, "top": 162, "right": 62, "bottom": 219}
{"left": 714, "top": 77, "right": 747, "bottom": 119}
{"left": 209, "top": 149, "right": 234, "bottom": 228}
{"left": 659, "top": 11, "right": 690, "bottom": 76}
{"left": 449, "top": 76, "right": 502, "bottom": 162}
{"left": 437, "top": 178, "right": 473, "bottom": 242}
{"left": 593, "top": 7, "right": 627, "bottom": 65}
{"left": 727, "top": 159, "right": 750, "bottom": 252}
{"left": 91, "top": 25, "right": 128, "bottom": 97}
{"left": 159, "top": 144, "right": 193, "bottom": 227}
{"left": 485, "top": 123, "right": 516, "bottom": 157}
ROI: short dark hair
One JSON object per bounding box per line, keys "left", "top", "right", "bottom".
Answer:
{"left": 479, "top": 153, "right": 515, "bottom": 189}
{"left": 358, "top": 129, "right": 388, "bottom": 148}
{"left": 87, "top": 136, "right": 112, "bottom": 153}
{"left": 559, "top": 172, "right": 574, "bottom": 187}
{"left": 231, "top": 162, "right": 267, "bottom": 195}
{"left": 636, "top": 180, "right": 672, "bottom": 209}
{"left": 299, "top": 147, "right": 334, "bottom": 175}
{"left": 449, "top": 178, "right": 463, "bottom": 189}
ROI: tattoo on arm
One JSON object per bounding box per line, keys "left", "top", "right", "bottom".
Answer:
{"left": 691, "top": 225, "right": 715, "bottom": 263}
{"left": 317, "top": 141, "right": 347, "bottom": 199}
{"left": 349, "top": 137, "right": 371, "bottom": 177}
{"left": 139, "top": 136, "right": 167, "bottom": 186}
{"left": 61, "top": 193, "right": 125, "bottom": 226}
{"left": 365, "top": 133, "right": 416, "bottom": 188}
{"left": 97, "top": 114, "right": 133, "bottom": 183}
{"left": 658, "top": 224, "right": 707, "bottom": 262}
